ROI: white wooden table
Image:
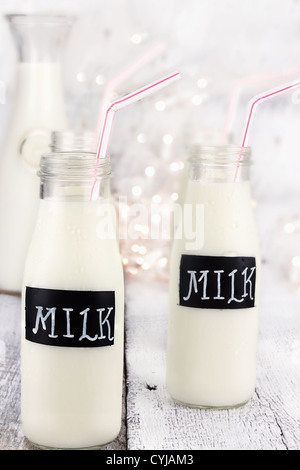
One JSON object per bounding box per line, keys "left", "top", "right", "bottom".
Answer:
{"left": 125, "top": 269, "right": 300, "bottom": 450}
{"left": 0, "top": 263, "right": 299, "bottom": 450}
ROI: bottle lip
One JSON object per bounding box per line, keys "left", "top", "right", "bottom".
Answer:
{"left": 38, "top": 152, "right": 111, "bottom": 180}
{"left": 188, "top": 144, "right": 251, "bottom": 165}
{"left": 5, "top": 14, "right": 76, "bottom": 26}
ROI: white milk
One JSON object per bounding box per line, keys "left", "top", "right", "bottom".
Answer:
{"left": 21, "top": 199, "right": 124, "bottom": 449}
{"left": 166, "top": 181, "right": 260, "bottom": 408}
{"left": 0, "top": 63, "right": 67, "bottom": 293}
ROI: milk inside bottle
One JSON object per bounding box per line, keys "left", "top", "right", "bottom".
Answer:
{"left": 21, "top": 153, "right": 124, "bottom": 449}
{"left": 166, "top": 146, "right": 261, "bottom": 408}
{"left": 0, "top": 15, "right": 73, "bottom": 294}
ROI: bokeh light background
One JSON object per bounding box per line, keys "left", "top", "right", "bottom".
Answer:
{"left": 0, "top": 0, "right": 299, "bottom": 290}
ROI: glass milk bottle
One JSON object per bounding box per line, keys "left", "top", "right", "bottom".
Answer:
{"left": 21, "top": 152, "right": 124, "bottom": 449}
{"left": 166, "top": 146, "right": 261, "bottom": 409}
{"left": 0, "top": 14, "right": 73, "bottom": 294}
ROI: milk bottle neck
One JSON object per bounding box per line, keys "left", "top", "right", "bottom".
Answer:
{"left": 50, "top": 131, "right": 98, "bottom": 153}
{"left": 187, "top": 145, "right": 251, "bottom": 184}
{"left": 38, "top": 153, "right": 112, "bottom": 202}
{"left": 6, "top": 14, "right": 74, "bottom": 63}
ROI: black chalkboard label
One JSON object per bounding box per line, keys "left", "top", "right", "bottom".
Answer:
{"left": 25, "top": 287, "right": 115, "bottom": 348}
{"left": 179, "top": 255, "right": 256, "bottom": 309}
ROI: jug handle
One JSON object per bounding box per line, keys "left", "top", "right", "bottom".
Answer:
{"left": 19, "top": 128, "right": 52, "bottom": 171}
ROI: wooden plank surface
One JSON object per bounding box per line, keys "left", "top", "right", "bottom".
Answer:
{"left": 1, "top": 266, "right": 299, "bottom": 450}
{"left": 124, "top": 267, "right": 300, "bottom": 450}
{"left": 0, "top": 293, "right": 126, "bottom": 450}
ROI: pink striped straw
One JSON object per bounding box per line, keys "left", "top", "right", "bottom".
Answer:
{"left": 221, "top": 67, "right": 300, "bottom": 144}
{"left": 96, "top": 71, "right": 180, "bottom": 160}
{"left": 96, "top": 42, "right": 166, "bottom": 135}
{"left": 234, "top": 78, "right": 300, "bottom": 182}
{"left": 90, "top": 71, "right": 181, "bottom": 200}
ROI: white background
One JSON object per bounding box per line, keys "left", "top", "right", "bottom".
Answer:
{"left": 0, "top": 0, "right": 299, "bottom": 288}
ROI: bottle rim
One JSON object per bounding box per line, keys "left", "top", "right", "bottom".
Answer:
{"left": 38, "top": 152, "right": 111, "bottom": 181}
{"left": 5, "top": 14, "right": 75, "bottom": 26}
{"left": 188, "top": 145, "right": 251, "bottom": 165}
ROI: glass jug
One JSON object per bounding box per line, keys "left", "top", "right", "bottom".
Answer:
{"left": 0, "top": 14, "right": 74, "bottom": 294}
